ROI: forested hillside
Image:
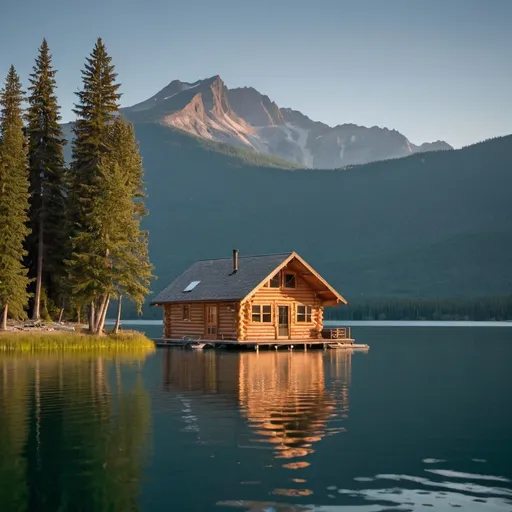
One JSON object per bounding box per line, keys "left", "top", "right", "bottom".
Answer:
{"left": 125, "top": 124, "right": 511, "bottom": 316}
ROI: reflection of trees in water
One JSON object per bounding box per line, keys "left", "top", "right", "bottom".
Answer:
{"left": 0, "top": 354, "right": 152, "bottom": 511}
{"left": 0, "top": 358, "right": 30, "bottom": 507}
{"left": 238, "top": 351, "right": 351, "bottom": 468}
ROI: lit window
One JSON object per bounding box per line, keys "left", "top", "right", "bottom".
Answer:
{"left": 183, "top": 304, "right": 190, "bottom": 320}
{"left": 297, "top": 305, "right": 312, "bottom": 323}
{"left": 252, "top": 305, "right": 261, "bottom": 322}
{"left": 284, "top": 273, "right": 296, "bottom": 288}
{"left": 252, "top": 305, "right": 272, "bottom": 322}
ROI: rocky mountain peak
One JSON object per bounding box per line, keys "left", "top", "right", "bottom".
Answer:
{"left": 228, "top": 87, "right": 284, "bottom": 127}
{"left": 122, "top": 76, "right": 454, "bottom": 169}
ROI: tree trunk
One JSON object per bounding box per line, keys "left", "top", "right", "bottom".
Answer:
{"left": 32, "top": 215, "right": 44, "bottom": 320}
{"left": 89, "top": 301, "right": 96, "bottom": 333}
{"left": 0, "top": 305, "right": 7, "bottom": 331}
{"left": 113, "top": 296, "right": 122, "bottom": 334}
{"left": 93, "top": 296, "right": 102, "bottom": 332}
{"left": 94, "top": 295, "right": 108, "bottom": 333}
{"left": 95, "top": 295, "right": 110, "bottom": 335}
{"left": 58, "top": 298, "right": 65, "bottom": 323}
{"left": 77, "top": 307, "right": 81, "bottom": 325}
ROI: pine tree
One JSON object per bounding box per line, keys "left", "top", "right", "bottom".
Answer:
{"left": 68, "top": 39, "right": 153, "bottom": 334}
{"left": 67, "top": 38, "right": 121, "bottom": 332}
{"left": 26, "top": 39, "right": 68, "bottom": 320}
{"left": 69, "top": 119, "right": 154, "bottom": 334}
{"left": 0, "top": 66, "right": 30, "bottom": 329}
{"left": 100, "top": 118, "right": 154, "bottom": 334}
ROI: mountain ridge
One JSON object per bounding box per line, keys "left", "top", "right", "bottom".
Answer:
{"left": 122, "top": 75, "right": 453, "bottom": 169}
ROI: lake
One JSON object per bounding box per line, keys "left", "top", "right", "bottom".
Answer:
{"left": 1, "top": 325, "right": 511, "bottom": 511}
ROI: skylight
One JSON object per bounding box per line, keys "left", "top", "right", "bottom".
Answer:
{"left": 183, "top": 280, "right": 201, "bottom": 292}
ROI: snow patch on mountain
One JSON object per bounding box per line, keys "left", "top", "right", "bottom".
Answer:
{"left": 285, "top": 123, "right": 314, "bottom": 168}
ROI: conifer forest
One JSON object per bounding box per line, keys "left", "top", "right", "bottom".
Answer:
{"left": 0, "top": 38, "right": 153, "bottom": 333}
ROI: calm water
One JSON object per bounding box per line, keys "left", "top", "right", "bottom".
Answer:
{"left": 1, "top": 326, "right": 511, "bottom": 511}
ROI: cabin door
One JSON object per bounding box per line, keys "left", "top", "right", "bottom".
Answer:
{"left": 206, "top": 305, "right": 218, "bottom": 339}
{"left": 278, "top": 306, "right": 290, "bottom": 338}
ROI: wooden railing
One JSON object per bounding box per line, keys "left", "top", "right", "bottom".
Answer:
{"left": 321, "top": 327, "right": 352, "bottom": 339}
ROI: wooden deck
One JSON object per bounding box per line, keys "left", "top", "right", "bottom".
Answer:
{"left": 152, "top": 327, "right": 368, "bottom": 350}
{"left": 152, "top": 338, "right": 362, "bottom": 350}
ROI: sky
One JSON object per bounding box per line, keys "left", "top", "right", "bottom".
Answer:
{"left": 1, "top": 0, "right": 510, "bottom": 148}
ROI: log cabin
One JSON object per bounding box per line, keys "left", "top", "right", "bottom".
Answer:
{"left": 151, "top": 250, "right": 348, "bottom": 343}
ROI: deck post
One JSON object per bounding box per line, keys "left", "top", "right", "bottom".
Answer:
{"left": 304, "top": 343, "right": 307, "bottom": 352}
{"left": 255, "top": 344, "right": 259, "bottom": 352}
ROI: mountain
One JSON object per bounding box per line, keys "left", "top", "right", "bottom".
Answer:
{"left": 122, "top": 75, "right": 453, "bottom": 169}
{"left": 123, "top": 126, "right": 511, "bottom": 317}
{"left": 123, "top": 76, "right": 262, "bottom": 152}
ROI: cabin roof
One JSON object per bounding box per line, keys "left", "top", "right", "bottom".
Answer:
{"left": 151, "top": 251, "right": 347, "bottom": 305}
{"left": 151, "top": 253, "right": 293, "bottom": 304}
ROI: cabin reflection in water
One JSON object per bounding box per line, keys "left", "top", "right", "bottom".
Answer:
{"left": 239, "top": 351, "right": 350, "bottom": 469}
{"left": 162, "top": 350, "right": 351, "bottom": 469}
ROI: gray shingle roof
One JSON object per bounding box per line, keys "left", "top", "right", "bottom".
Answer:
{"left": 151, "top": 253, "right": 293, "bottom": 304}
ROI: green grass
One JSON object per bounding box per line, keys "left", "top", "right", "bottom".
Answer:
{"left": 0, "top": 330, "right": 156, "bottom": 353}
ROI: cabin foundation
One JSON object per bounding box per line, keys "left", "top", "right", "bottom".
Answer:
{"left": 153, "top": 326, "right": 369, "bottom": 350}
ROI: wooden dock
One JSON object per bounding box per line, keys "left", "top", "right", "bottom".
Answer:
{"left": 152, "top": 339, "right": 368, "bottom": 351}
{"left": 152, "top": 327, "right": 369, "bottom": 351}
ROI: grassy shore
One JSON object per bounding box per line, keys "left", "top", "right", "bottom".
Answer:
{"left": 0, "top": 330, "right": 155, "bottom": 352}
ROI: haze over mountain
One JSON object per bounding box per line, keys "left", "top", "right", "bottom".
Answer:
{"left": 122, "top": 76, "right": 453, "bottom": 169}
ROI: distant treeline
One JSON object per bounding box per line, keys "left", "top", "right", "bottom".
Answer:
{"left": 324, "top": 296, "right": 512, "bottom": 321}
{"left": 120, "top": 295, "right": 512, "bottom": 322}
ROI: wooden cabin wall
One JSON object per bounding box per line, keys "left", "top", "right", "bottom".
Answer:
{"left": 217, "top": 303, "right": 238, "bottom": 340}
{"left": 164, "top": 303, "right": 203, "bottom": 339}
{"left": 241, "top": 272, "right": 324, "bottom": 341}
{"left": 163, "top": 305, "right": 172, "bottom": 338}
{"left": 163, "top": 302, "right": 237, "bottom": 339}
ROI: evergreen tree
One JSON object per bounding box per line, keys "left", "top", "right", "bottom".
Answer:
{"left": 0, "top": 66, "right": 30, "bottom": 329}
{"left": 26, "top": 39, "right": 68, "bottom": 320}
{"left": 67, "top": 38, "right": 121, "bottom": 332}
{"left": 101, "top": 118, "right": 154, "bottom": 333}
{"left": 68, "top": 118, "right": 154, "bottom": 334}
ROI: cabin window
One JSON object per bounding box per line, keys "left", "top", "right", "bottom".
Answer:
{"left": 269, "top": 273, "right": 280, "bottom": 288}
{"left": 284, "top": 273, "right": 296, "bottom": 288}
{"left": 252, "top": 305, "right": 272, "bottom": 322}
{"left": 183, "top": 304, "right": 190, "bottom": 321}
{"left": 297, "top": 305, "right": 312, "bottom": 323}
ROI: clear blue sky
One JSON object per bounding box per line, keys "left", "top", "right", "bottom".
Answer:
{"left": 1, "top": 0, "right": 510, "bottom": 148}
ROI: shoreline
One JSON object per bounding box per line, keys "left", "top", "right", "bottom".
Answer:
{"left": 0, "top": 327, "right": 156, "bottom": 352}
